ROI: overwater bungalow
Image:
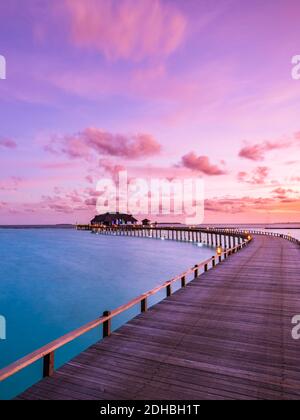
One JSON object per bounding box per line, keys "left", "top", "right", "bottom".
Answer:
{"left": 90, "top": 212, "right": 138, "bottom": 227}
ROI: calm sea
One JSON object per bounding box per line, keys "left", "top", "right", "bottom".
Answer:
{"left": 0, "top": 228, "right": 213, "bottom": 400}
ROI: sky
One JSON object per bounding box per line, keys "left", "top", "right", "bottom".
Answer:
{"left": 0, "top": 0, "right": 300, "bottom": 225}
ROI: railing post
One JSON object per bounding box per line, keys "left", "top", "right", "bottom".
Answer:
{"left": 212, "top": 256, "right": 216, "bottom": 267}
{"left": 103, "top": 310, "right": 111, "bottom": 338}
{"left": 166, "top": 284, "right": 172, "bottom": 297}
{"left": 43, "top": 351, "right": 55, "bottom": 377}
{"left": 181, "top": 276, "right": 186, "bottom": 288}
{"left": 204, "top": 263, "right": 208, "bottom": 272}
{"left": 194, "top": 265, "right": 199, "bottom": 279}
{"left": 141, "top": 297, "right": 148, "bottom": 313}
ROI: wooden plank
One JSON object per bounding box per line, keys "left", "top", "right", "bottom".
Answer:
{"left": 15, "top": 235, "right": 300, "bottom": 400}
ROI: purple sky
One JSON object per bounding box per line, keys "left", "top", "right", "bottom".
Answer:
{"left": 0, "top": 0, "right": 300, "bottom": 224}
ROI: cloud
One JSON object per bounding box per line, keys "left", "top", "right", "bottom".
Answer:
{"left": 181, "top": 152, "right": 227, "bottom": 176}
{"left": 63, "top": 0, "right": 186, "bottom": 61}
{"left": 39, "top": 193, "right": 87, "bottom": 214}
{"left": 238, "top": 141, "right": 291, "bottom": 161}
{"left": 60, "top": 134, "right": 91, "bottom": 159}
{"left": 85, "top": 197, "right": 97, "bottom": 207}
{"left": 85, "top": 175, "right": 94, "bottom": 184}
{"left": 99, "top": 158, "right": 126, "bottom": 182}
{"left": 0, "top": 138, "right": 17, "bottom": 149}
{"left": 205, "top": 195, "right": 300, "bottom": 215}
{"left": 84, "top": 187, "right": 104, "bottom": 207}
{"left": 39, "top": 162, "right": 77, "bottom": 170}
{"left": 46, "top": 127, "right": 162, "bottom": 160}
{"left": 85, "top": 129, "right": 161, "bottom": 159}
{"left": 271, "top": 187, "right": 296, "bottom": 200}
{"left": 205, "top": 198, "right": 249, "bottom": 214}
{"left": 238, "top": 166, "right": 269, "bottom": 185}
{"left": 294, "top": 132, "right": 300, "bottom": 140}
{"left": 66, "top": 190, "right": 83, "bottom": 204}
{"left": 0, "top": 176, "right": 23, "bottom": 191}
{"left": 238, "top": 132, "right": 300, "bottom": 161}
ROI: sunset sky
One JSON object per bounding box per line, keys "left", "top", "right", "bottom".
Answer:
{"left": 0, "top": 0, "right": 300, "bottom": 224}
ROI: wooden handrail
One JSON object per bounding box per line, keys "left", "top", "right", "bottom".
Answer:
{"left": 211, "top": 228, "right": 300, "bottom": 245}
{"left": 77, "top": 224, "right": 299, "bottom": 245}
{"left": 0, "top": 315, "right": 109, "bottom": 382}
{"left": 0, "top": 239, "right": 250, "bottom": 383}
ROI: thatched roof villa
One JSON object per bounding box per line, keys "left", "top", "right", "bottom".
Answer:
{"left": 91, "top": 212, "right": 138, "bottom": 226}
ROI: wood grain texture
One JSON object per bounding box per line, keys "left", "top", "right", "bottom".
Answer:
{"left": 17, "top": 235, "right": 300, "bottom": 400}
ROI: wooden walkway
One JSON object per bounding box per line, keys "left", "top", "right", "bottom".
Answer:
{"left": 18, "top": 235, "right": 300, "bottom": 400}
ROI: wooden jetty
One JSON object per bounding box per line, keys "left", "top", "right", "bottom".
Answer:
{"left": 1, "top": 227, "right": 300, "bottom": 400}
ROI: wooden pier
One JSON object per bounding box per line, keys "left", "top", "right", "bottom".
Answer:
{"left": 1, "top": 228, "right": 300, "bottom": 400}
{"left": 77, "top": 224, "right": 249, "bottom": 248}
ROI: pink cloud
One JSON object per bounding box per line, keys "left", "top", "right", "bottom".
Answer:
{"left": 66, "top": 190, "right": 83, "bottom": 204}
{"left": 39, "top": 194, "right": 87, "bottom": 214}
{"left": 272, "top": 187, "right": 295, "bottom": 200}
{"left": 205, "top": 195, "right": 300, "bottom": 216}
{"left": 61, "top": 135, "right": 91, "bottom": 159}
{"left": 238, "top": 138, "right": 296, "bottom": 161}
{"left": 47, "top": 128, "right": 162, "bottom": 160}
{"left": 85, "top": 197, "right": 97, "bottom": 207}
{"left": 205, "top": 198, "right": 249, "bottom": 214}
{"left": 63, "top": 0, "right": 186, "bottom": 61}
{"left": 84, "top": 188, "right": 101, "bottom": 197}
{"left": 86, "top": 129, "right": 161, "bottom": 159}
{"left": 238, "top": 166, "right": 269, "bottom": 185}
{"left": 0, "top": 176, "right": 23, "bottom": 191}
{"left": 181, "top": 152, "right": 227, "bottom": 176}
{"left": 99, "top": 159, "right": 126, "bottom": 177}
{"left": 84, "top": 188, "right": 104, "bottom": 207}
{"left": 294, "top": 132, "right": 300, "bottom": 140}
{"left": 85, "top": 175, "right": 94, "bottom": 184}
{"left": 0, "top": 138, "right": 17, "bottom": 149}
{"left": 39, "top": 161, "right": 77, "bottom": 170}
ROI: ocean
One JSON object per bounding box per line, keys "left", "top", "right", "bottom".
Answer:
{"left": 0, "top": 228, "right": 213, "bottom": 400}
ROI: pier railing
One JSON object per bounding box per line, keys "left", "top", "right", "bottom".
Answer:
{"left": 77, "top": 225, "right": 249, "bottom": 249}
{"left": 0, "top": 235, "right": 251, "bottom": 383}
{"left": 210, "top": 228, "right": 300, "bottom": 246}
{"left": 77, "top": 224, "right": 300, "bottom": 246}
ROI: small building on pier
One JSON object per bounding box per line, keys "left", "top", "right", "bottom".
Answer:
{"left": 91, "top": 212, "right": 138, "bottom": 227}
{"left": 142, "top": 218, "right": 151, "bottom": 226}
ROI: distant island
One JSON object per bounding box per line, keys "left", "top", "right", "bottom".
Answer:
{"left": 0, "top": 222, "right": 299, "bottom": 230}
{"left": 0, "top": 224, "right": 74, "bottom": 229}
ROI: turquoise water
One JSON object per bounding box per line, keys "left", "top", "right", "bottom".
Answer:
{"left": 0, "top": 228, "right": 213, "bottom": 400}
